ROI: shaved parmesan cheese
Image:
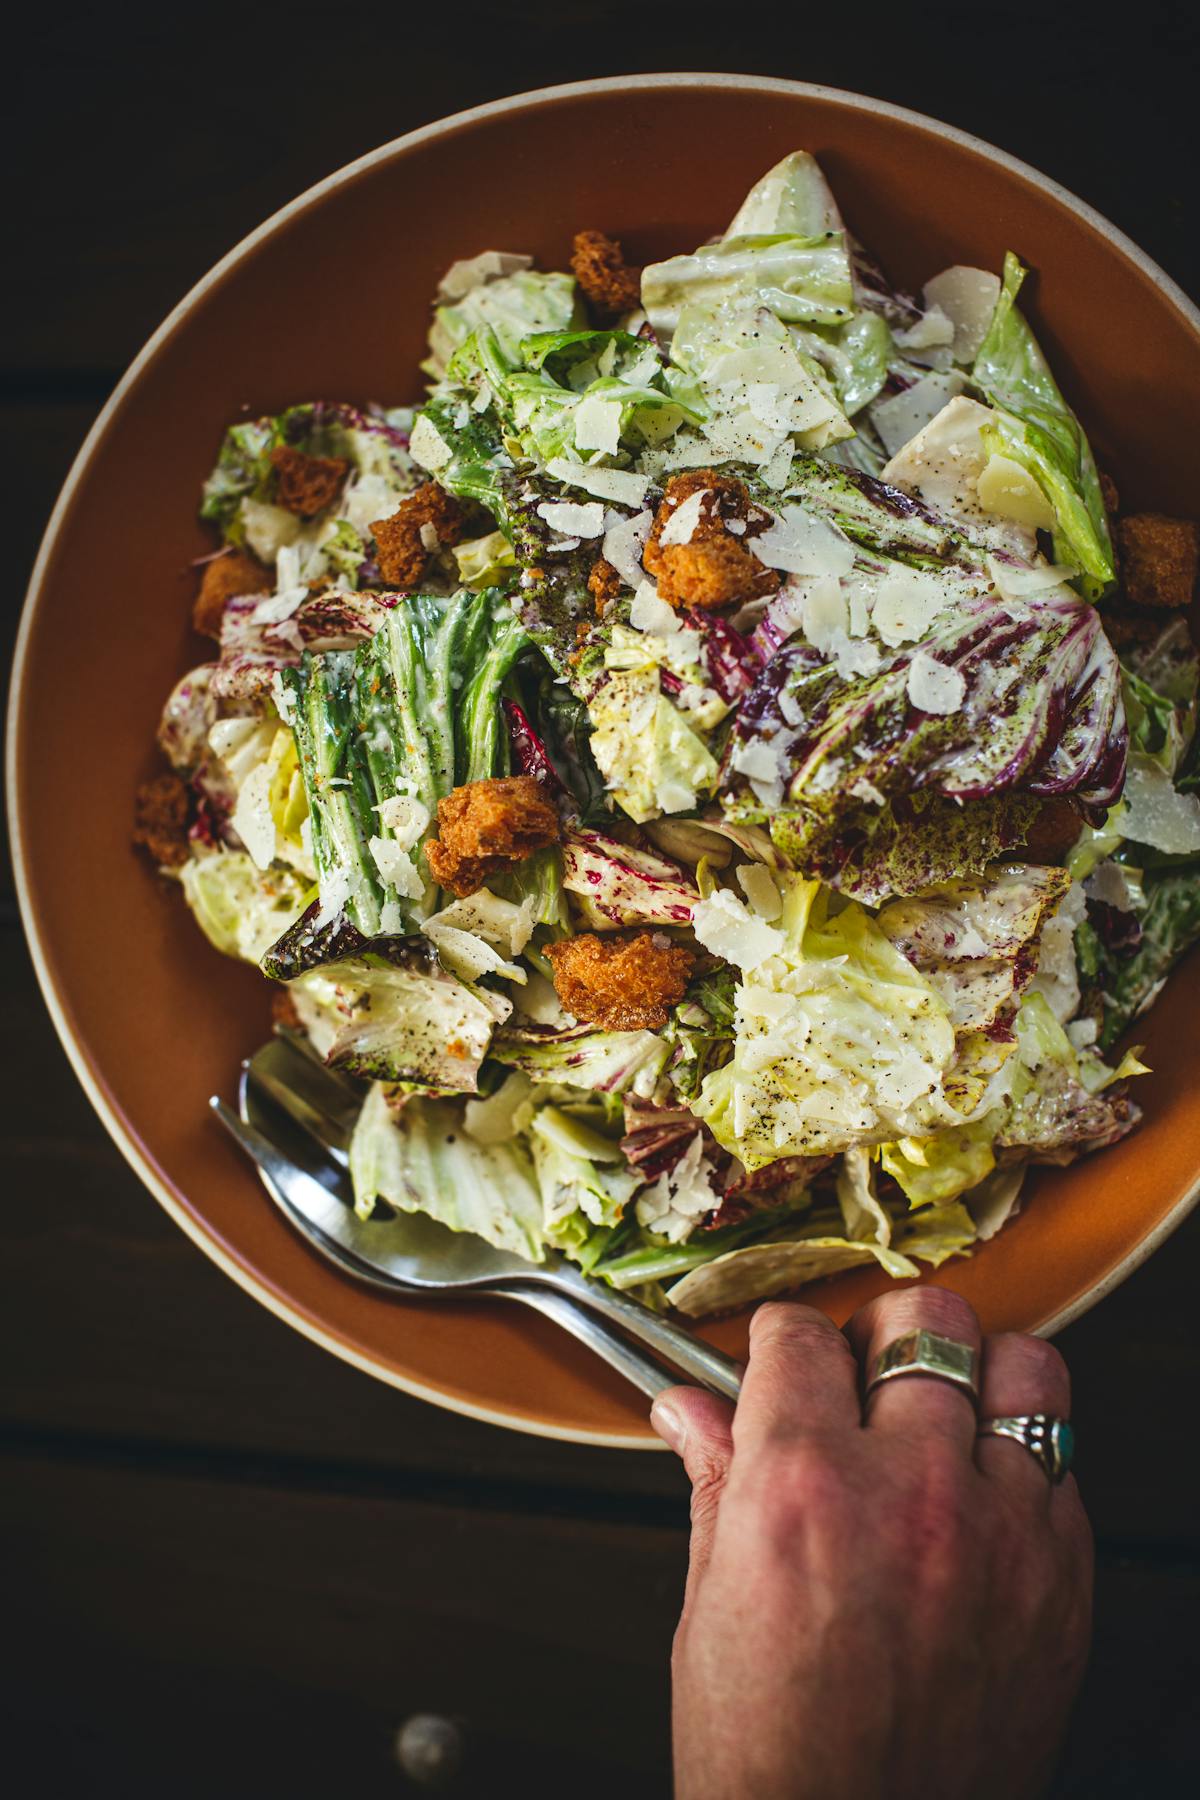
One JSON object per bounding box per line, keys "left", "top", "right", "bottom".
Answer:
{"left": 602, "top": 508, "right": 653, "bottom": 590}
{"left": 369, "top": 835, "right": 425, "bottom": 898}
{"left": 736, "top": 863, "right": 783, "bottom": 920}
{"left": 546, "top": 457, "right": 651, "bottom": 507}
{"left": 1031, "top": 880, "right": 1086, "bottom": 1022}
{"left": 437, "top": 250, "right": 532, "bottom": 302}
{"left": 374, "top": 794, "right": 429, "bottom": 849}
{"left": 872, "top": 371, "right": 966, "bottom": 458}
{"left": 893, "top": 305, "right": 955, "bottom": 352}
{"left": 426, "top": 889, "right": 536, "bottom": 956}
{"left": 800, "top": 576, "right": 849, "bottom": 653}
{"left": 880, "top": 394, "right": 991, "bottom": 507}
{"left": 831, "top": 632, "right": 885, "bottom": 680}
{"left": 906, "top": 650, "right": 965, "bottom": 715}
{"left": 636, "top": 1134, "right": 721, "bottom": 1243}
{"left": 872, "top": 565, "right": 954, "bottom": 646}
{"left": 850, "top": 776, "right": 887, "bottom": 806}
{"left": 1085, "top": 860, "right": 1143, "bottom": 913}
{"left": 409, "top": 413, "right": 453, "bottom": 472}
{"left": 976, "top": 454, "right": 1055, "bottom": 530}
{"left": 985, "top": 553, "right": 1077, "bottom": 604}
{"left": 659, "top": 487, "right": 711, "bottom": 546}
{"left": 573, "top": 394, "right": 624, "bottom": 456}
{"left": 1121, "top": 755, "right": 1200, "bottom": 854}
{"left": 233, "top": 763, "right": 276, "bottom": 870}
{"left": 921, "top": 267, "right": 1001, "bottom": 363}
{"left": 630, "top": 580, "right": 680, "bottom": 634}
{"left": 692, "top": 889, "right": 785, "bottom": 970}
{"left": 270, "top": 669, "right": 297, "bottom": 726}
{"left": 753, "top": 505, "right": 856, "bottom": 577}
{"left": 313, "top": 867, "right": 351, "bottom": 930}
{"left": 418, "top": 521, "right": 440, "bottom": 553}
{"left": 536, "top": 499, "right": 606, "bottom": 538}
{"left": 240, "top": 499, "right": 302, "bottom": 564}
{"left": 425, "top": 921, "right": 526, "bottom": 984}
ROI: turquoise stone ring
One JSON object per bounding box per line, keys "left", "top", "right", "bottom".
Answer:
{"left": 977, "top": 1413, "right": 1074, "bottom": 1483}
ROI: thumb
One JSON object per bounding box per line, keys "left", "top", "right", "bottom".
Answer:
{"left": 652, "top": 1386, "right": 736, "bottom": 1593}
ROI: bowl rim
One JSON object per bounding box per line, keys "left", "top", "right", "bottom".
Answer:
{"left": 9, "top": 71, "right": 1200, "bottom": 1447}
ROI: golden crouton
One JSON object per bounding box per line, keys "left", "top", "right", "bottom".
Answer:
{"left": 588, "top": 556, "right": 622, "bottom": 615}
{"left": 546, "top": 930, "right": 695, "bottom": 1032}
{"left": 571, "top": 229, "right": 641, "bottom": 319}
{"left": 133, "top": 772, "right": 191, "bottom": 869}
{"left": 1099, "top": 470, "right": 1120, "bottom": 516}
{"left": 1116, "top": 513, "right": 1199, "bottom": 609}
{"left": 271, "top": 987, "right": 302, "bottom": 1030}
{"left": 643, "top": 469, "right": 781, "bottom": 610}
{"left": 269, "top": 445, "right": 350, "bottom": 518}
{"left": 371, "top": 483, "right": 471, "bottom": 589}
{"left": 1022, "top": 797, "right": 1083, "bottom": 862}
{"left": 192, "top": 549, "right": 271, "bottom": 638}
{"left": 425, "top": 776, "right": 560, "bottom": 898}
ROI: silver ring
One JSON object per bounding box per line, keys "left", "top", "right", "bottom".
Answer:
{"left": 865, "top": 1329, "right": 980, "bottom": 1407}
{"left": 977, "top": 1414, "right": 1074, "bottom": 1484}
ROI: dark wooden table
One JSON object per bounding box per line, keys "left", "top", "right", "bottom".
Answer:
{"left": 4, "top": 12, "right": 1198, "bottom": 1793}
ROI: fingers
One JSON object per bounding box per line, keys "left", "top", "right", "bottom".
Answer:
{"left": 846, "top": 1287, "right": 982, "bottom": 1455}
{"left": 975, "top": 1332, "right": 1072, "bottom": 1503}
{"left": 652, "top": 1386, "right": 735, "bottom": 1598}
{"left": 731, "top": 1300, "right": 863, "bottom": 1451}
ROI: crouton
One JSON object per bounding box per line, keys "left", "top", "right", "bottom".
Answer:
{"left": 1098, "top": 604, "right": 1177, "bottom": 652}
{"left": 133, "top": 772, "right": 191, "bottom": 869}
{"left": 271, "top": 987, "right": 302, "bottom": 1031}
{"left": 588, "top": 556, "right": 622, "bottom": 615}
{"left": 192, "top": 549, "right": 271, "bottom": 638}
{"left": 1099, "top": 470, "right": 1120, "bottom": 516}
{"left": 1115, "top": 513, "right": 1199, "bottom": 609}
{"left": 571, "top": 229, "right": 641, "bottom": 319}
{"left": 546, "top": 930, "right": 695, "bottom": 1032}
{"left": 371, "top": 482, "right": 472, "bottom": 589}
{"left": 269, "top": 445, "right": 349, "bottom": 518}
{"left": 424, "top": 776, "right": 560, "bottom": 898}
{"left": 643, "top": 469, "right": 781, "bottom": 610}
{"left": 1022, "top": 797, "right": 1083, "bottom": 862}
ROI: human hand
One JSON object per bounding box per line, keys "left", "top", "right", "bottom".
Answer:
{"left": 653, "top": 1289, "right": 1093, "bottom": 1800}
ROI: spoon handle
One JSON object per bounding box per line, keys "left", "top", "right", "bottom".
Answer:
{"left": 506, "top": 1288, "right": 677, "bottom": 1403}
{"left": 530, "top": 1263, "right": 743, "bottom": 1401}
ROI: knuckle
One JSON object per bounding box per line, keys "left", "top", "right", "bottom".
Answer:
{"left": 988, "top": 1333, "right": 1072, "bottom": 1406}
{"left": 862, "top": 1285, "right": 981, "bottom": 1349}
{"left": 750, "top": 1300, "right": 839, "bottom": 1352}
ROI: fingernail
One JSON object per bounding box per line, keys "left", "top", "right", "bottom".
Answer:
{"left": 651, "top": 1397, "right": 686, "bottom": 1454}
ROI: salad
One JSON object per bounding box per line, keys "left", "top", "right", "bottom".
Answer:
{"left": 135, "top": 152, "right": 1200, "bottom": 1317}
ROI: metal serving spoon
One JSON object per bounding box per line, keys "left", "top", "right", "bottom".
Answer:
{"left": 211, "top": 1032, "right": 742, "bottom": 1402}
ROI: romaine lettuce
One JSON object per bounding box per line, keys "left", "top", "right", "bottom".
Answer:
{"left": 275, "top": 588, "right": 531, "bottom": 956}
{"left": 969, "top": 255, "right": 1114, "bottom": 594}
{"left": 348, "top": 1082, "right": 545, "bottom": 1256}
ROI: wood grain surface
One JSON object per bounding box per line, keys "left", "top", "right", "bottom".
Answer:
{"left": 4, "top": 9, "right": 1198, "bottom": 1792}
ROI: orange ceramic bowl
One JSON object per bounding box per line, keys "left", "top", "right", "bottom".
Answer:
{"left": 10, "top": 76, "right": 1200, "bottom": 1446}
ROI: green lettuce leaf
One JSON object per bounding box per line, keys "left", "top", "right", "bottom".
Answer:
{"left": 425, "top": 265, "right": 579, "bottom": 379}
{"left": 969, "top": 254, "right": 1114, "bottom": 594}
{"left": 348, "top": 1082, "right": 545, "bottom": 1255}
{"left": 643, "top": 232, "right": 855, "bottom": 343}
{"left": 287, "top": 952, "right": 509, "bottom": 1090}
{"left": 691, "top": 876, "right": 961, "bottom": 1168}
{"left": 490, "top": 1021, "right": 670, "bottom": 1098}
{"left": 276, "top": 588, "right": 531, "bottom": 954}
{"left": 179, "top": 853, "right": 310, "bottom": 964}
